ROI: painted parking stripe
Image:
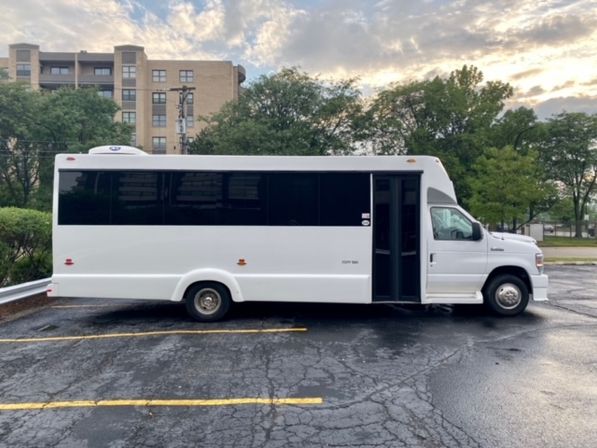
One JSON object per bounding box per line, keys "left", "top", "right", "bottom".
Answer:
{"left": 0, "top": 327, "right": 307, "bottom": 344}
{"left": 0, "top": 397, "right": 323, "bottom": 411}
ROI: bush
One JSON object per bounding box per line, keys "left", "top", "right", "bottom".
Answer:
{"left": 0, "top": 207, "right": 52, "bottom": 287}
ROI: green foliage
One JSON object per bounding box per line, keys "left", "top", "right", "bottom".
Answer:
{"left": 0, "top": 84, "right": 132, "bottom": 210}
{"left": 190, "top": 68, "right": 363, "bottom": 156}
{"left": 0, "top": 207, "right": 52, "bottom": 286}
{"left": 366, "top": 65, "right": 514, "bottom": 204}
{"left": 540, "top": 112, "right": 597, "bottom": 237}
{"left": 0, "top": 68, "right": 8, "bottom": 81}
{"left": 488, "top": 107, "right": 546, "bottom": 154}
{"left": 469, "top": 146, "right": 554, "bottom": 228}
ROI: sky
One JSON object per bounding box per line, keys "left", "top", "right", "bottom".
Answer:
{"left": 1, "top": 0, "right": 596, "bottom": 119}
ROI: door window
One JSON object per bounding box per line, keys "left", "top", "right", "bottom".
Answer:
{"left": 431, "top": 207, "right": 473, "bottom": 240}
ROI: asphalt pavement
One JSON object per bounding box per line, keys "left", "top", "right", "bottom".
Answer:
{"left": 0, "top": 265, "right": 595, "bottom": 447}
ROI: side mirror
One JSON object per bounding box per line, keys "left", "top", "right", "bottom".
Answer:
{"left": 472, "top": 222, "right": 483, "bottom": 241}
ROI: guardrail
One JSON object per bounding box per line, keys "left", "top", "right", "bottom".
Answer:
{"left": 0, "top": 278, "right": 51, "bottom": 305}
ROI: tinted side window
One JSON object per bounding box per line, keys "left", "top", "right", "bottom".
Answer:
{"left": 268, "top": 173, "right": 319, "bottom": 226}
{"left": 112, "top": 171, "right": 163, "bottom": 225}
{"left": 320, "top": 173, "right": 370, "bottom": 226}
{"left": 225, "top": 173, "right": 267, "bottom": 225}
{"left": 167, "top": 172, "right": 224, "bottom": 225}
{"left": 59, "top": 171, "right": 111, "bottom": 225}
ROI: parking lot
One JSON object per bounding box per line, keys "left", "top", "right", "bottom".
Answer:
{"left": 0, "top": 265, "right": 595, "bottom": 448}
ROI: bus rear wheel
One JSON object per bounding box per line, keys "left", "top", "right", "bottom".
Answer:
{"left": 483, "top": 274, "right": 529, "bottom": 316}
{"left": 185, "top": 282, "right": 231, "bottom": 322}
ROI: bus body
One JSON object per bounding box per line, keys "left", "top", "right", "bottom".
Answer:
{"left": 49, "top": 146, "right": 548, "bottom": 320}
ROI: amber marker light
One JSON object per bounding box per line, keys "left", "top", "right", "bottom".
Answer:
{"left": 237, "top": 259, "right": 247, "bottom": 266}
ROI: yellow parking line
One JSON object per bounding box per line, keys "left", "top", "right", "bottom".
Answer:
{"left": 0, "top": 397, "right": 323, "bottom": 411}
{"left": 0, "top": 327, "right": 307, "bottom": 344}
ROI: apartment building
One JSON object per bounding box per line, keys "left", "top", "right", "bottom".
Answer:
{"left": 4, "top": 43, "right": 246, "bottom": 154}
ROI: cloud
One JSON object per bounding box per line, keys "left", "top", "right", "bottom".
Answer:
{"left": 533, "top": 95, "right": 597, "bottom": 119}
{"left": 551, "top": 80, "right": 576, "bottom": 91}
{"left": 513, "top": 14, "right": 596, "bottom": 45}
{"left": 510, "top": 68, "right": 544, "bottom": 81}
{"left": 0, "top": 0, "right": 596, "bottom": 117}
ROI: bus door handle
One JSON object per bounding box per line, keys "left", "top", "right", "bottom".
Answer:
{"left": 430, "top": 253, "right": 436, "bottom": 266}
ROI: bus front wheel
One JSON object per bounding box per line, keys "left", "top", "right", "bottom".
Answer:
{"left": 483, "top": 274, "right": 529, "bottom": 316}
{"left": 185, "top": 282, "right": 231, "bottom": 322}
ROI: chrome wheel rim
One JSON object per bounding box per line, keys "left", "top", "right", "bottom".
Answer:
{"left": 495, "top": 283, "right": 522, "bottom": 310}
{"left": 194, "top": 288, "right": 221, "bottom": 315}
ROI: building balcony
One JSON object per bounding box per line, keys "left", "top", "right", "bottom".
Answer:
{"left": 39, "top": 73, "right": 75, "bottom": 84}
{"left": 78, "top": 74, "right": 114, "bottom": 85}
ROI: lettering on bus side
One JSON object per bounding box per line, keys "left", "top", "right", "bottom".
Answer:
{"left": 57, "top": 170, "right": 371, "bottom": 227}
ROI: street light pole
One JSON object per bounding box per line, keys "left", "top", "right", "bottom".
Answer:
{"left": 169, "top": 85, "right": 195, "bottom": 155}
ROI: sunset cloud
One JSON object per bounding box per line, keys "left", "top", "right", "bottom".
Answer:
{"left": 1, "top": 0, "right": 595, "bottom": 119}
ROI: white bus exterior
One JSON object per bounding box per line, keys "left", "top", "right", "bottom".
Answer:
{"left": 49, "top": 145, "right": 548, "bottom": 321}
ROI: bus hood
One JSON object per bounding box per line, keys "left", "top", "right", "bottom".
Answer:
{"left": 490, "top": 232, "right": 536, "bottom": 245}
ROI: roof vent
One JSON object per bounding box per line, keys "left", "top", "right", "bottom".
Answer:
{"left": 88, "top": 145, "right": 148, "bottom": 156}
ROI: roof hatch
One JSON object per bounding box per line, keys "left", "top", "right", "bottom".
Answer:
{"left": 88, "top": 145, "right": 148, "bottom": 156}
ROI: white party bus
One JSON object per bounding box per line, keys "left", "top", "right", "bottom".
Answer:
{"left": 48, "top": 145, "right": 548, "bottom": 321}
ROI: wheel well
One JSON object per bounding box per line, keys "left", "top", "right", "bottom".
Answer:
{"left": 483, "top": 266, "right": 532, "bottom": 296}
{"left": 183, "top": 281, "right": 232, "bottom": 301}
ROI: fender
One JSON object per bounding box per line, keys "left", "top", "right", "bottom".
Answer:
{"left": 170, "top": 268, "right": 244, "bottom": 302}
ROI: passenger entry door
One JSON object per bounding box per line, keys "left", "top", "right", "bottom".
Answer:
{"left": 427, "top": 207, "right": 487, "bottom": 296}
{"left": 373, "top": 174, "right": 421, "bottom": 302}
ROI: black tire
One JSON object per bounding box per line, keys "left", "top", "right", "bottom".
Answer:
{"left": 483, "top": 274, "right": 529, "bottom": 316}
{"left": 185, "top": 282, "right": 231, "bottom": 322}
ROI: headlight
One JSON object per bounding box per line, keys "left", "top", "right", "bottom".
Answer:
{"left": 535, "top": 253, "right": 544, "bottom": 274}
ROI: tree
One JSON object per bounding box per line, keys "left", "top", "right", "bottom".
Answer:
{"left": 488, "top": 107, "right": 545, "bottom": 154}
{"left": 0, "top": 85, "right": 132, "bottom": 209}
{"left": 190, "top": 68, "right": 363, "bottom": 156}
{"left": 0, "top": 84, "right": 43, "bottom": 208}
{"left": 541, "top": 112, "right": 597, "bottom": 238}
{"left": 0, "top": 68, "right": 8, "bottom": 81}
{"left": 469, "top": 146, "right": 554, "bottom": 230}
{"left": 366, "top": 65, "right": 513, "bottom": 204}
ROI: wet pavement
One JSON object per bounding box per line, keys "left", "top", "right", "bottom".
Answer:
{"left": 0, "top": 265, "right": 595, "bottom": 447}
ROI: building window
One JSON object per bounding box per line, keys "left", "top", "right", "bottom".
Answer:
{"left": 130, "top": 133, "right": 136, "bottom": 146}
{"left": 16, "top": 64, "right": 31, "bottom": 76}
{"left": 152, "top": 92, "right": 166, "bottom": 104}
{"left": 98, "top": 90, "right": 113, "bottom": 98}
{"left": 186, "top": 93, "right": 194, "bottom": 104}
{"left": 122, "top": 65, "right": 136, "bottom": 79}
{"left": 94, "top": 67, "right": 112, "bottom": 76}
{"left": 186, "top": 116, "right": 194, "bottom": 128}
{"left": 122, "top": 112, "right": 136, "bottom": 124}
{"left": 179, "top": 70, "right": 193, "bottom": 82}
{"left": 152, "top": 137, "right": 166, "bottom": 153}
{"left": 50, "top": 66, "right": 70, "bottom": 75}
{"left": 152, "top": 115, "right": 167, "bottom": 127}
{"left": 152, "top": 69, "right": 166, "bottom": 82}
{"left": 122, "top": 89, "right": 136, "bottom": 101}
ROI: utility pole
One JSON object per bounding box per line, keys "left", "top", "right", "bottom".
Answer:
{"left": 169, "top": 85, "right": 195, "bottom": 155}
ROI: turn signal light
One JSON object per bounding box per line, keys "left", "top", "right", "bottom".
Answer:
{"left": 535, "top": 253, "right": 544, "bottom": 273}
{"left": 64, "top": 258, "right": 74, "bottom": 266}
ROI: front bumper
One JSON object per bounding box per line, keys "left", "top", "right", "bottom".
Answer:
{"left": 531, "top": 274, "right": 548, "bottom": 301}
